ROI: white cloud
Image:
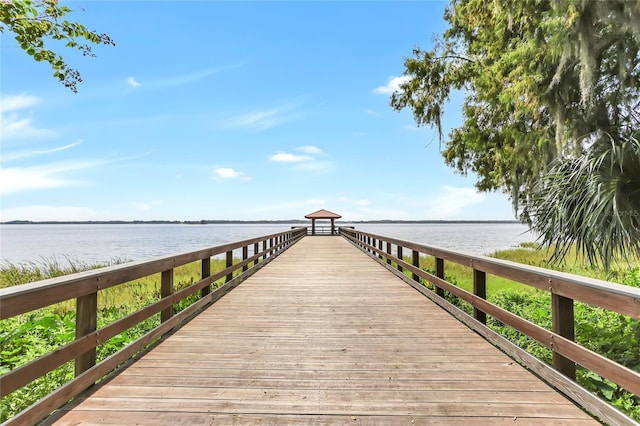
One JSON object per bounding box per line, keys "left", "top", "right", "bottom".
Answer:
{"left": 244, "top": 198, "right": 325, "bottom": 214}
{"left": 227, "top": 108, "right": 297, "bottom": 131}
{"left": 2, "top": 140, "right": 83, "bottom": 162}
{"left": 297, "top": 145, "right": 322, "bottom": 154}
{"left": 270, "top": 152, "right": 314, "bottom": 163}
{"left": 372, "top": 75, "right": 411, "bottom": 95}
{"left": 0, "top": 161, "right": 100, "bottom": 196}
{"left": 213, "top": 167, "right": 248, "bottom": 181}
{"left": 155, "top": 64, "right": 242, "bottom": 88}
{"left": 0, "top": 205, "right": 108, "bottom": 222}
{"left": 1, "top": 94, "right": 40, "bottom": 112}
{"left": 425, "top": 186, "right": 486, "bottom": 219}
{"left": 0, "top": 113, "right": 54, "bottom": 140}
{"left": 294, "top": 161, "right": 334, "bottom": 173}
{"left": 0, "top": 95, "right": 52, "bottom": 141}
{"left": 127, "top": 77, "right": 141, "bottom": 88}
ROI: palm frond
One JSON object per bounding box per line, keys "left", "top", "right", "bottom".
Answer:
{"left": 529, "top": 131, "right": 640, "bottom": 269}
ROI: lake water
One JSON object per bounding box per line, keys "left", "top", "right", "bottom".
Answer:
{"left": 0, "top": 222, "right": 533, "bottom": 266}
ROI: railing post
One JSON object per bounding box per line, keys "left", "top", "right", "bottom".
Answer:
{"left": 435, "top": 257, "right": 445, "bottom": 297}
{"left": 201, "top": 258, "right": 211, "bottom": 298}
{"left": 552, "top": 293, "right": 576, "bottom": 380}
{"left": 75, "top": 292, "right": 97, "bottom": 376}
{"left": 378, "top": 239, "right": 383, "bottom": 259}
{"left": 226, "top": 250, "right": 233, "bottom": 283}
{"left": 397, "top": 246, "right": 403, "bottom": 272}
{"left": 367, "top": 236, "right": 371, "bottom": 253}
{"left": 242, "top": 246, "right": 248, "bottom": 272}
{"left": 386, "top": 241, "right": 392, "bottom": 265}
{"left": 161, "top": 269, "right": 174, "bottom": 323}
{"left": 254, "top": 242, "right": 259, "bottom": 265}
{"left": 263, "top": 240, "right": 267, "bottom": 260}
{"left": 412, "top": 250, "right": 420, "bottom": 283}
{"left": 473, "top": 269, "right": 487, "bottom": 325}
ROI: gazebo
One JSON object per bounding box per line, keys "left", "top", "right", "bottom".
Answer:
{"left": 304, "top": 209, "right": 342, "bottom": 235}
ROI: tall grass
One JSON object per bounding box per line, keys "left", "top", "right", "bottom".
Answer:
{"left": 397, "top": 243, "right": 640, "bottom": 420}
{"left": 0, "top": 257, "right": 233, "bottom": 421}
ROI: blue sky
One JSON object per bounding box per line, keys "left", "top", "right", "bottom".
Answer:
{"left": 1, "top": 1, "right": 516, "bottom": 222}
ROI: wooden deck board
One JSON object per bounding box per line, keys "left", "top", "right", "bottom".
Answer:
{"left": 50, "top": 237, "right": 597, "bottom": 425}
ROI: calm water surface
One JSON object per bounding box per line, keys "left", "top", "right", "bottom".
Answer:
{"left": 0, "top": 223, "right": 533, "bottom": 266}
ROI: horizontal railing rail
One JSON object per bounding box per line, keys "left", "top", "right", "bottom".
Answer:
{"left": 306, "top": 225, "right": 338, "bottom": 235}
{"left": 340, "top": 227, "right": 640, "bottom": 425}
{"left": 0, "top": 227, "right": 307, "bottom": 425}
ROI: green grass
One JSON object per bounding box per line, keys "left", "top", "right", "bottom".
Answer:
{"left": 397, "top": 242, "right": 640, "bottom": 295}
{"left": 393, "top": 243, "right": 640, "bottom": 421}
{"left": 0, "top": 256, "right": 237, "bottom": 421}
{"left": 1, "top": 247, "right": 639, "bottom": 421}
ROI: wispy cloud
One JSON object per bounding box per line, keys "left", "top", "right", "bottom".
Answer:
{"left": 0, "top": 160, "right": 102, "bottom": 196}
{"left": 127, "top": 77, "right": 141, "bottom": 88}
{"left": 424, "top": 186, "right": 485, "bottom": 219}
{"left": 0, "top": 113, "right": 55, "bottom": 140}
{"left": 270, "top": 152, "right": 314, "bottom": 163}
{"left": 0, "top": 205, "right": 108, "bottom": 222}
{"left": 213, "top": 167, "right": 250, "bottom": 181}
{"left": 1, "top": 94, "right": 40, "bottom": 112}
{"left": 2, "top": 140, "right": 83, "bottom": 162}
{"left": 294, "top": 161, "right": 334, "bottom": 173}
{"left": 226, "top": 106, "right": 302, "bottom": 132}
{"left": 297, "top": 145, "right": 322, "bottom": 155}
{"left": 372, "top": 75, "right": 411, "bottom": 95}
{"left": 0, "top": 94, "right": 54, "bottom": 141}
{"left": 155, "top": 64, "right": 242, "bottom": 88}
{"left": 244, "top": 198, "right": 324, "bottom": 214}
{"left": 271, "top": 146, "right": 333, "bottom": 172}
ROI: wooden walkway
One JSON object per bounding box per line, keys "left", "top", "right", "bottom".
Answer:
{"left": 50, "top": 237, "right": 597, "bottom": 425}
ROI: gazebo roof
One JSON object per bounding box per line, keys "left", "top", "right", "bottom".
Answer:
{"left": 304, "top": 209, "right": 342, "bottom": 219}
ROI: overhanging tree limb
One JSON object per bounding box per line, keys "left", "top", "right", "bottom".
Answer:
{"left": 0, "top": 0, "right": 114, "bottom": 92}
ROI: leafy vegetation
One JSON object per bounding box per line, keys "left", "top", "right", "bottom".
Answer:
{"left": 0, "top": 257, "right": 232, "bottom": 421}
{"left": 2, "top": 247, "right": 639, "bottom": 421}
{"left": 391, "top": 0, "right": 640, "bottom": 268}
{"left": 0, "top": 0, "right": 114, "bottom": 92}
{"left": 404, "top": 243, "right": 640, "bottom": 420}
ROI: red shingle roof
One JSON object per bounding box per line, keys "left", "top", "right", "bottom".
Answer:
{"left": 304, "top": 209, "right": 342, "bottom": 219}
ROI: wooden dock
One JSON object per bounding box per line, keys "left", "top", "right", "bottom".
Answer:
{"left": 48, "top": 237, "right": 597, "bottom": 425}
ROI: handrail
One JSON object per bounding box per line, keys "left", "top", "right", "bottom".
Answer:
{"left": 305, "top": 225, "right": 338, "bottom": 235}
{"left": 0, "top": 227, "right": 307, "bottom": 425}
{"left": 339, "top": 227, "right": 640, "bottom": 422}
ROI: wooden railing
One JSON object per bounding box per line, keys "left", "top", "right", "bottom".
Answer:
{"left": 0, "top": 227, "right": 306, "bottom": 425}
{"left": 307, "top": 225, "right": 338, "bottom": 235}
{"left": 340, "top": 227, "right": 640, "bottom": 425}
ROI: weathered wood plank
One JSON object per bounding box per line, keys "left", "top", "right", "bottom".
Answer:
{"left": 49, "top": 237, "right": 597, "bottom": 425}
{"left": 50, "top": 411, "right": 598, "bottom": 426}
